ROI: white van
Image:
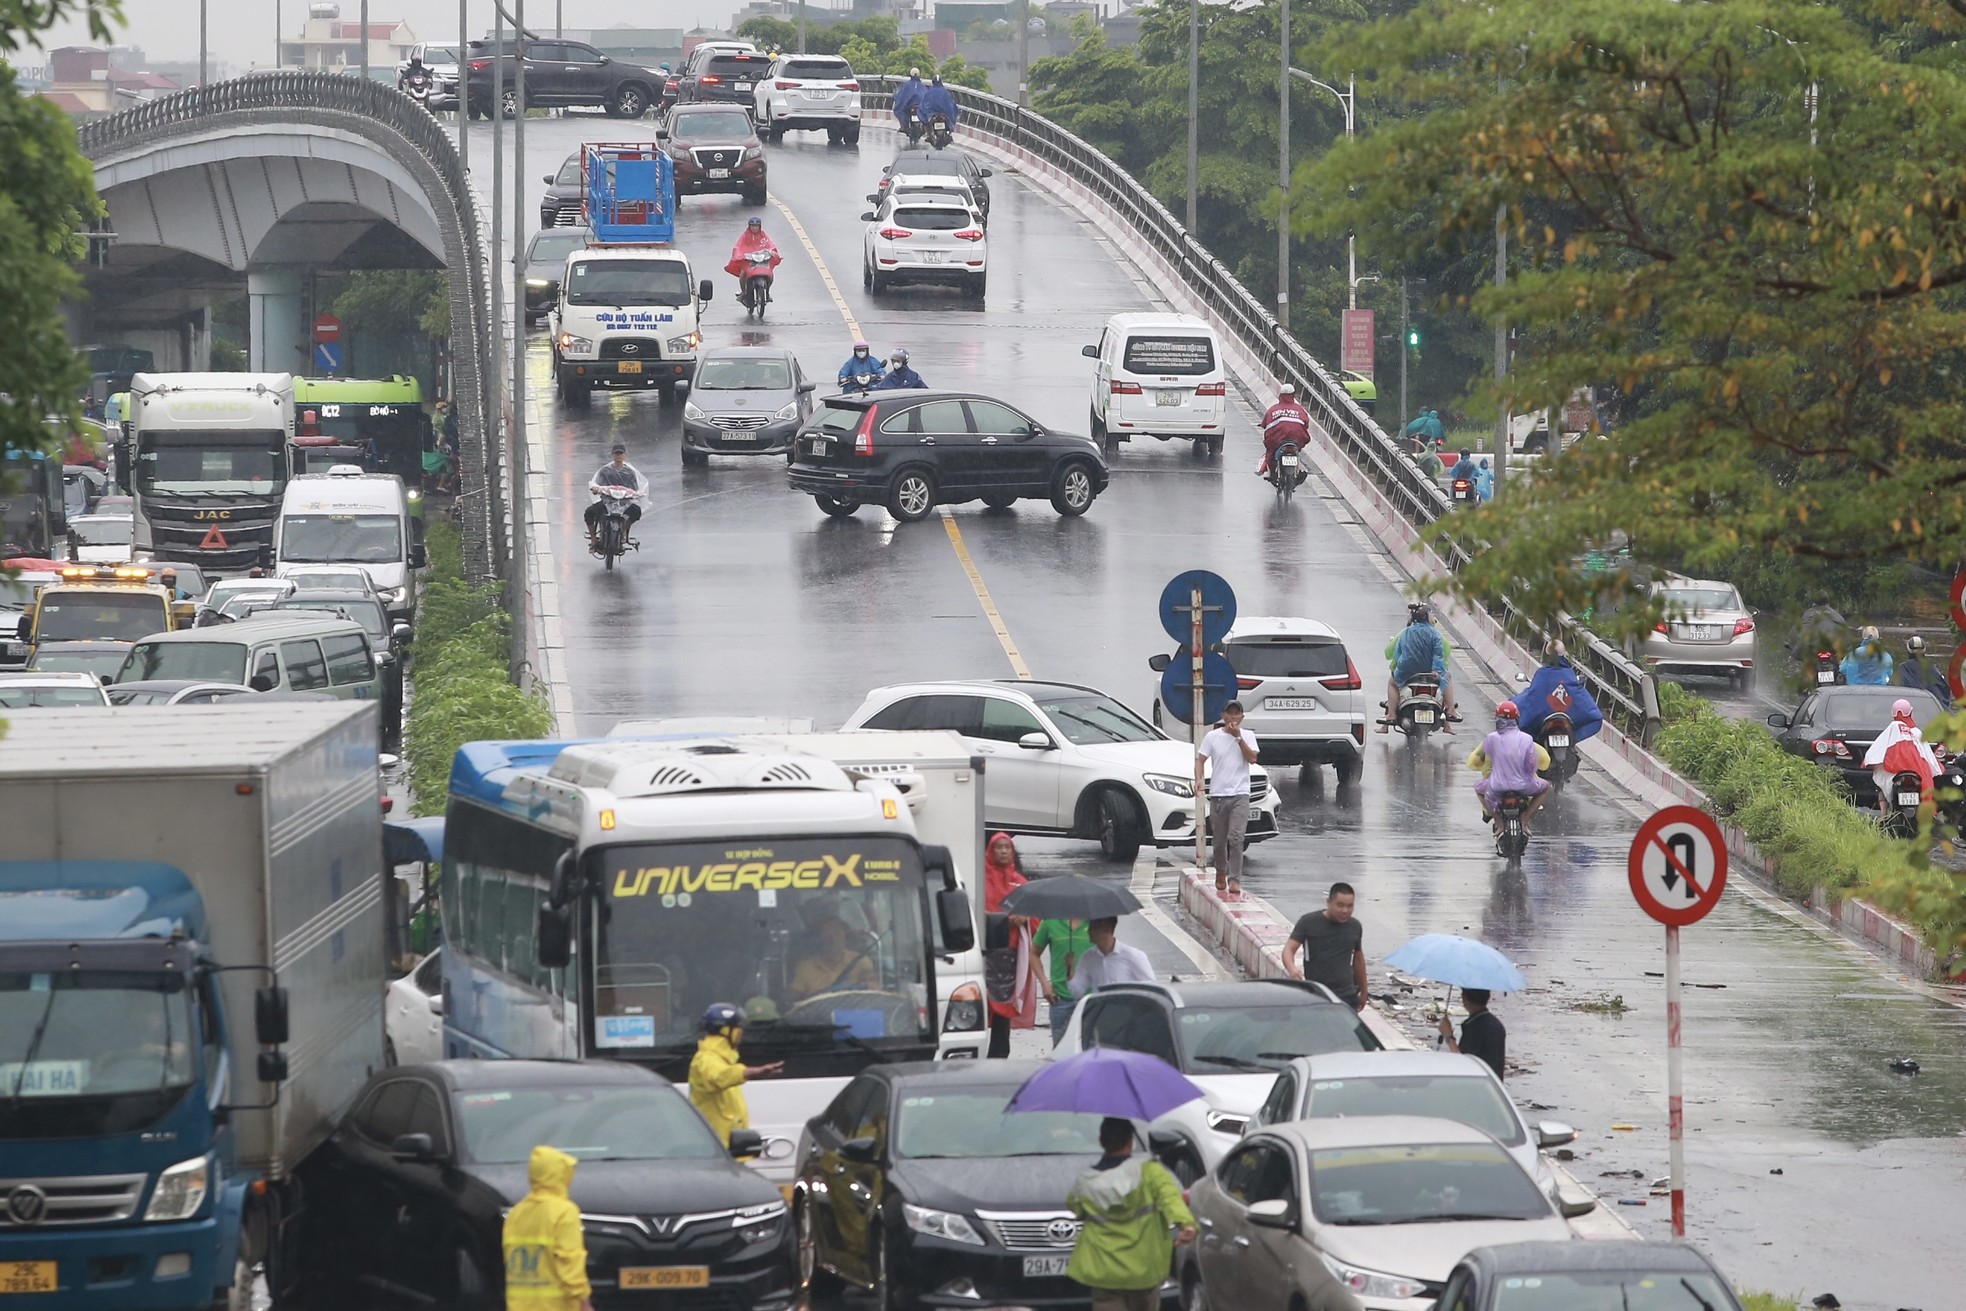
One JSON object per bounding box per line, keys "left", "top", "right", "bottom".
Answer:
{"left": 275, "top": 466, "right": 423, "bottom": 621}
{"left": 1082, "top": 312, "right": 1229, "bottom": 457}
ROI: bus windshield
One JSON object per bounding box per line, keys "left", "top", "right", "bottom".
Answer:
{"left": 589, "top": 835, "right": 933, "bottom": 1061}
{"left": 136, "top": 430, "right": 289, "bottom": 498}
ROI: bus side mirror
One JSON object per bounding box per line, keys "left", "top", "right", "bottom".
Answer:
{"left": 938, "top": 889, "right": 976, "bottom": 954}
{"left": 538, "top": 904, "right": 572, "bottom": 969}
{"left": 255, "top": 985, "right": 290, "bottom": 1045}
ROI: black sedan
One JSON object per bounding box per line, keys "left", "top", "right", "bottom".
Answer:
{"left": 524, "top": 226, "right": 593, "bottom": 324}
{"left": 787, "top": 391, "right": 1107, "bottom": 522}
{"left": 288, "top": 1060, "right": 797, "bottom": 1311}
{"left": 1766, "top": 684, "right": 1945, "bottom": 801}
{"left": 797, "top": 1061, "right": 1175, "bottom": 1311}
{"left": 539, "top": 152, "right": 585, "bottom": 228}
{"left": 1443, "top": 1240, "right": 1745, "bottom": 1310}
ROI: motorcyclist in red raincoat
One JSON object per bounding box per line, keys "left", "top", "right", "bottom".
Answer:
{"left": 725, "top": 217, "right": 783, "bottom": 312}
{"left": 1256, "top": 384, "right": 1312, "bottom": 480}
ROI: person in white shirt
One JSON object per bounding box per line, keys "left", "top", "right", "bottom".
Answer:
{"left": 1069, "top": 917, "right": 1156, "bottom": 997}
{"left": 1193, "top": 701, "right": 1259, "bottom": 898}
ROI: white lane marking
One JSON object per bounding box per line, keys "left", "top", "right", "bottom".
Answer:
{"left": 771, "top": 193, "right": 861, "bottom": 338}
{"left": 1133, "top": 853, "right": 1229, "bottom": 981}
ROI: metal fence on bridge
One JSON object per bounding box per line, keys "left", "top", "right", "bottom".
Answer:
{"left": 866, "top": 78, "right": 1659, "bottom": 742}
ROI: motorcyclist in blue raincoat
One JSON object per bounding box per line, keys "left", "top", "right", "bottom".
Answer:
{"left": 1840, "top": 625, "right": 1895, "bottom": 686}
{"left": 892, "top": 68, "right": 927, "bottom": 127}
{"left": 922, "top": 74, "right": 959, "bottom": 128}
{"left": 837, "top": 340, "right": 883, "bottom": 392}
{"left": 1379, "top": 601, "right": 1460, "bottom": 732}
{"left": 1473, "top": 457, "right": 1494, "bottom": 501}
{"left": 872, "top": 346, "right": 926, "bottom": 390}
{"left": 1514, "top": 641, "right": 1603, "bottom": 742}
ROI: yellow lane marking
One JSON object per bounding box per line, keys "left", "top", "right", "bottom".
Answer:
{"left": 939, "top": 509, "right": 1031, "bottom": 680}
{"left": 771, "top": 194, "right": 861, "bottom": 339}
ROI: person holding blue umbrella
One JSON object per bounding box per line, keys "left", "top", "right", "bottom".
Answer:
{"left": 1384, "top": 932, "right": 1526, "bottom": 1082}
{"left": 1439, "top": 988, "right": 1506, "bottom": 1080}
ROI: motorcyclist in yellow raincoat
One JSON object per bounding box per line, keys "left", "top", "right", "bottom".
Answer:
{"left": 500, "top": 1145, "right": 594, "bottom": 1311}
{"left": 688, "top": 1002, "right": 783, "bottom": 1145}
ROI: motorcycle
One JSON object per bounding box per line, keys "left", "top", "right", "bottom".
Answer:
{"left": 591, "top": 484, "right": 641, "bottom": 572}
{"left": 902, "top": 108, "right": 925, "bottom": 146}
{"left": 1391, "top": 673, "right": 1444, "bottom": 741}
{"left": 1450, "top": 474, "right": 1476, "bottom": 505}
{"left": 927, "top": 112, "right": 953, "bottom": 149}
{"left": 404, "top": 68, "right": 432, "bottom": 107}
{"left": 1883, "top": 770, "right": 1927, "bottom": 839}
{"left": 1812, "top": 649, "right": 1843, "bottom": 687}
{"left": 738, "top": 249, "right": 775, "bottom": 319}
{"left": 1267, "top": 442, "right": 1303, "bottom": 500}
{"left": 839, "top": 360, "right": 885, "bottom": 395}
{"left": 1494, "top": 792, "right": 1533, "bottom": 862}
{"left": 1536, "top": 710, "right": 1581, "bottom": 792}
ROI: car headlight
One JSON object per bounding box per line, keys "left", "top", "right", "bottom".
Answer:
{"left": 733, "top": 1200, "right": 787, "bottom": 1245}
{"left": 684, "top": 400, "right": 705, "bottom": 420}
{"left": 943, "top": 981, "right": 985, "bottom": 1032}
{"left": 558, "top": 332, "right": 593, "bottom": 354}
{"left": 1204, "top": 1110, "right": 1248, "bottom": 1136}
{"left": 405, "top": 488, "right": 423, "bottom": 503}
{"left": 380, "top": 585, "right": 408, "bottom": 604}
{"left": 1319, "top": 1253, "right": 1429, "bottom": 1301}
{"left": 744, "top": 145, "right": 763, "bottom": 159}
{"left": 903, "top": 1202, "right": 984, "bottom": 1246}
{"left": 667, "top": 333, "right": 700, "bottom": 354}
{"left": 774, "top": 402, "right": 800, "bottom": 421}
{"left": 525, "top": 277, "right": 550, "bottom": 288}
{"left": 1143, "top": 773, "right": 1194, "bottom": 798}
{"left": 144, "top": 1156, "right": 212, "bottom": 1221}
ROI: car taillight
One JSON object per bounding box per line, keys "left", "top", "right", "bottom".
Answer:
{"left": 1320, "top": 659, "right": 1363, "bottom": 691}
{"left": 701, "top": 74, "right": 722, "bottom": 84}
{"left": 1733, "top": 617, "right": 1755, "bottom": 635}
{"left": 854, "top": 407, "right": 877, "bottom": 456}
{"left": 469, "top": 59, "right": 488, "bottom": 70}
{"left": 1111, "top": 381, "right": 1142, "bottom": 394}
{"left": 878, "top": 226, "right": 915, "bottom": 239}
{"left": 1196, "top": 382, "right": 1226, "bottom": 396}
{"left": 776, "top": 79, "right": 797, "bottom": 89}
{"left": 953, "top": 228, "right": 984, "bottom": 241}
{"left": 1236, "top": 677, "right": 1264, "bottom": 690}
{"left": 1656, "top": 622, "right": 1670, "bottom": 634}
{"left": 839, "top": 80, "right": 859, "bottom": 89}
{"left": 1812, "top": 739, "right": 1852, "bottom": 759}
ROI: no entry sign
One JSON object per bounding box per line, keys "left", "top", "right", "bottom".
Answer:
{"left": 312, "top": 312, "right": 343, "bottom": 345}
{"left": 1628, "top": 805, "right": 1728, "bottom": 927}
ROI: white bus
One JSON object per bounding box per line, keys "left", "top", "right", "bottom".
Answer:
{"left": 441, "top": 733, "right": 982, "bottom": 1180}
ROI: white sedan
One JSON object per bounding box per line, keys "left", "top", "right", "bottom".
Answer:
{"left": 861, "top": 195, "right": 988, "bottom": 300}
{"left": 385, "top": 948, "right": 445, "bottom": 1065}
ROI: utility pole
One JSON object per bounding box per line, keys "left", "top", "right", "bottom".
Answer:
{"left": 510, "top": 0, "right": 530, "bottom": 683}
{"left": 1185, "top": 0, "right": 1198, "bottom": 231}
{"left": 458, "top": 0, "right": 469, "bottom": 180}
{"left": 274, "top": 0, "right": 281, "bottom": 70}
{"left": 200, "top": 0, "right": 208, "bottom": 87}
{"left": 1399, "top": 276, "right": 1409, "bottom": 439}
{"left": 799, "top": 0, "right": 808, "bottom": 53}
{"left": 1493, "top": 202, "right": 1508, "bottom": 497}
{"left": 1276, "top": 0, "right": 1289, "bottom": 319}
{"left": 556, "top": 0, "right": 563, "bottom": 38}
{"left": 360, "top": 0, "right": 370, "bottom": 83}
{"left": 1018, "top": 0, "right": 1031, "bottom": 106}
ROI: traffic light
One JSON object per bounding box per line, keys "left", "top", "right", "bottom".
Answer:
{"left": 1405, "top": 325, "right": 1421, "bottom": 360}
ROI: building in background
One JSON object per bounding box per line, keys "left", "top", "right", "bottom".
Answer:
{"left": 278, "top": 3, "right": 416, "bottom": 78}
{"left": 37, "top": 45, "right": 184, "bottom": 115}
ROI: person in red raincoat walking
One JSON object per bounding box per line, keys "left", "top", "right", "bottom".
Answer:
{"left": 725, "top": 216, "right": 782, "bottom": 313}
{"left": 983, "top": 833, "right": 1044, "bottom": 1058}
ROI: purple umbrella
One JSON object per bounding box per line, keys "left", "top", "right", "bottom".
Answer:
{"left": 1005, "top": 1046, "right": 1206, "bottom": 1121}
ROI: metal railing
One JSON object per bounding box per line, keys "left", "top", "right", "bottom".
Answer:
{"left": 79, "top": 71, "right": 505, "bottom": 582}
{"left": 868, "top": 78, "right": 1658, "bottom": 741}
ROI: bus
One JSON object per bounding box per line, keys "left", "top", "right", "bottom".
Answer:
{"left": 441, "top": 732, "right": 982, "bottom": 1180}
{"left": 292, "top": 375, "right": 431, "bottom": 492}
{"left": 129, "top": 372, "right": 295, "bottom": 574}
{"left": 1, "top": 448, "right": 66, "bottom": 561}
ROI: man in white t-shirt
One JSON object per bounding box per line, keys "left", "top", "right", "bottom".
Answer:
{"left": 1194, "top": 700, "right": 1259, "bottom": 898}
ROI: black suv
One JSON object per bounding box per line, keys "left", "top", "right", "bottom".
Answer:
{"left": 465, "top": 37, "right": 665, "bottom": 119}
{"left": 787, "top": 392, "right": 1107, "bottom": 522}
{"left": 678, "top": 49, "right": 775, "bottom": 109}
{"left": 883, "top": 148, "right": 994, "bottom": 222}
{"left": 539, "top": 150, "right": 584, "bottom": 227}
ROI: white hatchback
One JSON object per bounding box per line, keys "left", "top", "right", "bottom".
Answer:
{"left": 754, "top": 53, "right": 861, "bottom": 142}
{"left": 861, "top": 195, "right": 988, "bottom": 299}
{"left": 841, "top": 678, "right": 1278, "bottom": 862}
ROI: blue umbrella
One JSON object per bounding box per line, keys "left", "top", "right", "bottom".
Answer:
{"left": 1006, "top": 1047, "right": 1205, "bottom": 1121}
{"left": 1384, "top": 933, "right": 1527, "bottom": 993}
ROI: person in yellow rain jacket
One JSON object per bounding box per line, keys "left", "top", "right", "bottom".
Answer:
{"left": 501, "top": 1145, "right": 593, "bottom": 1311}
{"left": 689, "top": 1002, "right": 783, "bottom": 1145}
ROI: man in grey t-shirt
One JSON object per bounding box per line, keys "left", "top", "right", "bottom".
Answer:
{"left": 1194, "top": 701, "right": 1259, "bottom": 898}
{"left": 1282, "top": 882, "right": 1367, "bottom": 1010}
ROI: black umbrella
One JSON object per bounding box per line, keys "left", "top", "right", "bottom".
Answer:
{"left": 1000, "top": 875, "right": 1143, "bottom": 920}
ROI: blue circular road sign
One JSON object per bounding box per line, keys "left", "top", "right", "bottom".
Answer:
{"left": 1158, "top": 570, "right": 1237, "bottom": 646}
{"left": 1159, "top": 650, "right": 1239, "bottom": 727}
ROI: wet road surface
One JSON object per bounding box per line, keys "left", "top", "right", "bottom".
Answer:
{"left": 460, "top": 112, "right": 1966, "bottom": 1307}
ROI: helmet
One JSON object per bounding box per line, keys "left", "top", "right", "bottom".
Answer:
{"left": 853, "top": 338, "right": 870, "bottom": 351}
{"left": 1908, "top": 635, "right": 1927, "bottom": 655}
{"left": 747, "top": 216, "right": 763, "bottom": 228}
{"left": 892, "top": 347, "right": 910, "bottom": 363}
{"left": 1893, "top": 698, "right": 1916, "bottom": 720}
{"left": 1407, "top": 601, "right": 1431, "bottom": 622}
{"left": 702, "top": 1002, "right": 745, "bottom": 1034}
{"left": 611, "top": 442, "right": 627, "bottom": 455}
{"left": 1860, "top": 624, "right": 1880, "bottom": 642}
{"left": 932, "top": 73, "right": 944, "bottom": 83}
{"left": 910, "top": 66, "right": 921, "bottom": 77}
{"left": 1279, "top": 383, "right": 1296, "bottom": 397}
{"left": 1496, "top": 700, "right": 1520, "bottom": 720}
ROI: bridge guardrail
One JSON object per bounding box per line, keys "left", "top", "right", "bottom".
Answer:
{"left": 79, "top": 71, "right": 506, "bottom": 583}
{"left": 866, "top": 78, "right": 1657, "bottom": 741}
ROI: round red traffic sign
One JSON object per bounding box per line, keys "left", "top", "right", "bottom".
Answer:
{"left": 1628, "top": 805, "right": 1728, "bottom": 927}
{"left": 312, "top": 312, "right": 342, "bottom": 344}
{"left": 1951, "top": 567, "right": 1966, "bottom": 631}
{"left": 1950, "top": 645, "right": 1966, "bottom": 702}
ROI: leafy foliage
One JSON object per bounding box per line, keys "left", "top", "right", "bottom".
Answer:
{"left": 732, "top": 15, "right": 991, "bottom": 89}
{"left": 330, "top": 270, "right": 449, "bottom": 342}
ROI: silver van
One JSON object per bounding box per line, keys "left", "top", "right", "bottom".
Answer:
{"left": 116, "top": 613, "right": 386, "bottom": 727}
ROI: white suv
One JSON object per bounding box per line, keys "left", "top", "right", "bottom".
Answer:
{"left": 1150, "top": 616, "right": 1366, "bottom": 786}
{"left": 861, "top": 194, "right": 988, "bottom": 299}
{"left": 841, "top": 679, "right": 1279, "bottom": 862}
{"left": 754, "top": 53, "right": 861, "bottom": 144}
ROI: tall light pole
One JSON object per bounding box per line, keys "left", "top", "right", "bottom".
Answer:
{"left": 1186, "top": 0, "right": 1198, "bottom": 231}
{"left": 1289, "top": 69, "right": 1357, "bottom": 304}
{"left": 1276, "top": 0, "right": 1289, "bottom": 317}
{"left": 458, "top": 0, "right": 469, "bottom": 182}
{"left": 799, "top": 0, "right": 808, "bottom": 53}
{"left": 359, "top": 0, "right": 370, "bottom": 82}
{"left": 274, "top": 0, "right": 281, "bottom": 69}
{"left": 200, "top": 0, "right": 208, "bottom": 87}
{"left": 1494, "top": 203, "right": 1508, "bottom": 494}
{"left": 510, "top": 0, "right": 530, "bottom": 681}
{"left": 1018, "top": 0, "right": 1031, "bottom": 106}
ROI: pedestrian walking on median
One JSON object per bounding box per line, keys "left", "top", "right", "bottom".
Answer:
{"left": 1438, "top": 987, "right": 1507, "bottom": 1080}
{"left": 501, "top": 1145, "right": 595, "bottom": 1311}
{"left": 1034, "top": 916, "right": 1094, "bottom": 1044}
{"left": 688, "top": 1002, "right": 782, "bottom": 1145}
{"left": 984, "top": 832, "right": 1043, "bottom": 1058}
{"left": 1283, "top": 882, "right": 1368, "bottom": 1011}
{"left": 1071, "top": 917, "right": 1157, "bottom": 995}
{"left": 1195, "top": 700, "right": 1259, "bottom": 899}
{"left": 1066, "top": 1117, "right": 1196, "bottom": 1311}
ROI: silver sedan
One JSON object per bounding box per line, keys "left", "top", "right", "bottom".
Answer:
{"left": 680, "top": 347, "right": 817, "bottom": 465}
{"left": 1637, "top": 576, "right": 1756, "bottom": 687}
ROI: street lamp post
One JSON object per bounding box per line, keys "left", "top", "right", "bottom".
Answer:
{"left": 1186, "top": 0, "right": 1198, "bottom": 231}
{"left": 360, "top": 0, "right": 369, "bottom": 83}
{"left": 1276, "top": 0, "right": 1288, "bottom": 316}
{"left": 1288, "top": 68, "right": 1357, "bottom": 304}
{"left": 200, "top": 0, "right": 208, "bottom": 87}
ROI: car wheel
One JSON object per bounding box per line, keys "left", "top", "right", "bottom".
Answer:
{"left": 863, "top": 258, "right": 874, "bottom": 290}
{"left": 885, "top": 468, "right": 936, "bottom": 523}
{"left": 1182, "top": 1261, "right": 1210, "bottom": 1311}
{"left": 844, "top": 125, "right": 861, "bottom": 145}
{"left": 1092, "top": 787, "right": 1143, "bottom": 863}
{"left": 1049, "top": 460, "right": 1097, "bottom": 516}
{"left": 610, "top": 84, "right": 648, "bottom": 119}
{"left": 681, "top": 446, "right": 709, "bottom": 468}
{"left": 1208, "top": 435, "right": 1224, "bottom": 457}
{"left": 1161, "top": 1138, "right": 1203, "bottom": 1186}
{"left": 968, "top": 273, "right": 987, "bottom": 300}
{"left": 500, "top": 88, "right": 520, "bottom": 119}
{"left": 980, "top": 491, "right": 1016, "bottom": 509}
{"left": 1090, "top": 409, "right": 1107, "bottom": 444}
{"left": 658, "top": 383, "right": 677, "bottom": 405}
{"left": 814, "top": 495, "right": 858, "bottom": 519}
{"left": 744, "top": 185, "right": 768, "bottom": 206}
{"left": 870, "top": 268, "right": 888, "bottom": 295}
{"left": 797, "top": 1198, "right": 846, "bottom": 1300}
{"left": 1334, "top": 756, "right": 1361, "bottom": 786}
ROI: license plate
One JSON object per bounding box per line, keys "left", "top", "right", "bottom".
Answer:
{"left": 1280, "top": 454, "right": 1299, "bottom": 467}
{"left": 1153, "top": 389, "right": 1183, "bottom": 406}
{"left": 920, "top": 250, "right": 944, "bottom": 264}
{"left": 1691, "top": 625, "right": 1720, "bottom": 639}
{"left": 616, "top": 360, "right": 642, "bottom": 374}
{"left": 1817, "top": 670, "right": 1836, "bottom": 684}
{"left": 720, "top": 431, "right": 756, "bottom": 441}
{"left": 1023, "top": 1255, "right": 1071, "bottom": 1278}
{"left": 0, "top": 1263, "right": 56, "bottom": 1295}
{"left": 735, "top": 81, "right": 753, "bottom": 91}
{"left": 708, "top": 168, "right": 730, "bottom": 179}
{"left": 620, "top": 1267, "right": 711, "bottom": 1290}
{"left": 1265, "top": 697, "right": 1316, "bottom": 711}
{"left": 1548, "top": 734, "right": 1570, "bottom": 747}
{"left": 1412, "top": 709, "right": 1436, "bottom": 723}
{"left": 1898, "top": 791, "right": 1922, "bottom": 807}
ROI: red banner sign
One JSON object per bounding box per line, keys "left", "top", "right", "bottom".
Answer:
{"left": 1341, "top": 309, "right": 1375, "bottom": 379}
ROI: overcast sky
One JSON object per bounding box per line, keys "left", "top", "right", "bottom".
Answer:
{"left": 37, "top": 1, "right": 744, "bottom": 69}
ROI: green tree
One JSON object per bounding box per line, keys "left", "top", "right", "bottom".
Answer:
{"left": 935, "top": 54, "right": 992, "bottom": 92}
{"left": 734, "top": 15, "right": 798, "bottom": 49}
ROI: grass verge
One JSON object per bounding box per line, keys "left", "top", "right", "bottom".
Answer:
{"left": 403, "top": 521, "right": 553, "bottom": 814}
{"left": 1740, "top": 1295, "right": 1795, "bottom": 1311}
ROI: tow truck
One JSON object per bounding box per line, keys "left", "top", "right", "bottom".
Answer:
{"left": 14, "top": 564, "right": 194, "bottom": 672}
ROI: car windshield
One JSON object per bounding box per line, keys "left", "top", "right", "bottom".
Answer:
{"left": 279, "top": 514, "right": 403, "bottom": 564}
{"left": 781, "top": 58, "right": 850, "bottom": 79}
{"left": 108, "top": 686, "right": 176, "bottom": 705}
{"left": 421, "top": 45, "right": 458, "bottom": 66}
{"left": 1123, "top": 336, "right": 1216, "bottom": 375}
{"left": 894, "top": 152, "right": 972, "bottom": 177}
{"left": 894, "top": 208, "right": 973, "bottom": 231}
{"left": 894, "top": 1089, "right": 1104, "bottom": 1159}
{"left": 1178, "top": 1004, "right": 1375, "bottom": 1071}
{"left": 276, "top": 598, "right": 386, "bottom": 638}
{"left": 696, "top": 357, "right": 793, "bottom": 391}
{"left": 1033, "top": 693, "right": 1160, "bottom": 745}
{"left": 670, "top": 110, "right": 753, "bottom": 142}
{"left": 1661, "top": 586, "right": 1740, "bottom": 613}
{"left": 33, "top": 591, "right": 167, "bottom": 642}
{"left": 456, "top": 1084, "right": 728, "bottom": 1164}
{"left": 28, "top": 650, "right": 124, "bottom": 678}
{"left": 1492, "top": 1271, "right": 1737, "bottom": 1310}
{"left": 1302, "top": 1074, "right": 1524, "bottom": 1147}
{"left": 565, "top": 259, "right": 693, "bottom": 307}
{"left": 1226, "top": 639, "right": 1348, "bottom": 679}
{"left": 530, "top": 232, "right": 588, "bottom": 267}
{"left": 120, "top": 640, "right": 247, "bottom": 685}
{"left": 1824, "top": 687, "right": 1941, "bottom": 730}
{"left": 70, "top": 518, "right": 132, "bottom": 547}
{"left": 285, "top": 569, "right": 369, "bottom": 592}
{"left": 554, "top": 157, "right": 582, "bottom": 185}
{"left": 0, "top": 684, "right": 104, "bottom": 707}
{"left": 1308, "top": 1141, "right": 1549, "bottom": 1225}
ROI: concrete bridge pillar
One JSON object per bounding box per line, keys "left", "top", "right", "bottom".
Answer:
{"left": 248, "top": 266, "right": 310, "bottom": 375}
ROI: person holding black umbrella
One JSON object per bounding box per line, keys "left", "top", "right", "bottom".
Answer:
{"left": 1070, "top": 917, "right": 1155, "bottom": 996}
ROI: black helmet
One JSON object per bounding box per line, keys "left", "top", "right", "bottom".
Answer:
{"left": 611, "top": 443, "right": 627, "bottom": 455}
{"left": 702, "top": 1002, "right": 745, "bottom": 1034}
{"left": 1408, "top": 601, "right": 1431, "bottom": 622}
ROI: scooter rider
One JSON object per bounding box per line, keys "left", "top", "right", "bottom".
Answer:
{"left": 873, "top": 346, "right": 927, "bottom": 390}
{"left": 838, "top": 339, "right": 884, "bottom": 392}
{"left": 1379, "top": 601, "right": 1461, "bottom": 732}
{"left": 1899, "top": 635, "right": 1953, "bottom": 705}
{"left": 1841, "top": 625, "right": 1895, "bottom": 686}
{"left": 585, "top": 443, "right": 649, "bottom": 550}
{"left": 1255, "top": 383, "right": 1312, "bottom": 480}
{"left": 724, "top": 216, "right": 782, "bottom": 304}
{"left": 922, "top": 73, "right": 959, "bottom": 130}
{"left": 893, "top": 67, "right": 927, "bottom": 128}
{"left": 1514, "top": 640, "right": 1603, "bottom": 743}
{"left": 1468, "top": 701, "right": 1552, "bottom": 836}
